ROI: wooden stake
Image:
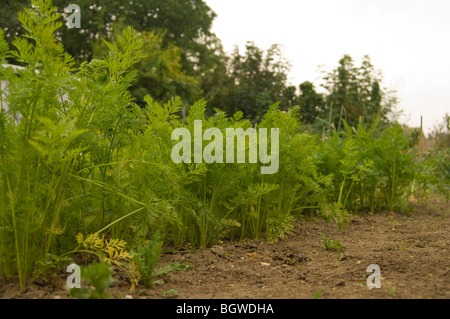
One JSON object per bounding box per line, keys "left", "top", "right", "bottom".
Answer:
{"left": 418, "top": 116, "right": 423, "bottom": 204}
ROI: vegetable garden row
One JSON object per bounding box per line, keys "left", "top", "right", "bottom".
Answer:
{"left": 0, "top": 1, "right": 448, "bottom": 293}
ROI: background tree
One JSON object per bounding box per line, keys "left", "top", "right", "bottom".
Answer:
{"left": 1, "top": 2, "right": 399, "bottom": 127}
{"left": 320, "top": 55, "right": 395, "bottom": 130}
{"left": 53, "top": 0, "right": 223, "bottom": 104}
{"left": 297, "top": 81, "right": 325, "bottom": 124}
{"left": 127, "top": 31, "right": 202, "bottom": 106}
{"left": 51, "top": 0, "right": 218, "bottom": 65}
{"left": 220, "top": 42, "right": 293, "bottom": 121}
{"left": 0, "top": 0, "right": 28, "bottom": 45}
{"left": 1, "top": 0, "right": 222, "bottom": 106}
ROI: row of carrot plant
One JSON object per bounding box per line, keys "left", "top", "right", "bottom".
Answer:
{"left": 0, "top": 1, "right": 447, "bottom": 290}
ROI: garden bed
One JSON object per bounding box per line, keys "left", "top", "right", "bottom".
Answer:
{"left": 1, "top": 196, "right": 448, "bottom": 299}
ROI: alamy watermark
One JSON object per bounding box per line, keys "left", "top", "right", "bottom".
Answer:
{"left": 66, "top": 263, "right": 81, "bottom": 288}
{"left": 366, "top": 264, "right": 381, "bottom": 289}
{"left": 64, "top": 4, "right": 81, "bottom": 29}
{"left": 171, "top": 120, "right": 279, "bottom": 174}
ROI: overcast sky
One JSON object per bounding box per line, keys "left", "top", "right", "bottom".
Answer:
{"left": 205, "top": 0, "right": 450, "bottom": 135}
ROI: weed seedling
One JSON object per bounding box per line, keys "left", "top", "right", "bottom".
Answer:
{"left": 390, "top": 241, "right": 405, "bottom": 251}
{"left": 389, "top": 286, "right": 397, "bottom": 297}
{"left": 132, "top": 230, "right": 186, "bottom": 287}
{"left": 312, "top": 289, "right": 322, "bottom": 299}
{"left": 318, "top": 232, "right": 343, "bottom": 262}
{"left": 70, "top": 262, "right": 114, "bottom": 299}
{"left": 163, "top": 289, "right": 178, "bottom": 298}
{"left": 387, "top": 215, "right": 402, "bottom": 227}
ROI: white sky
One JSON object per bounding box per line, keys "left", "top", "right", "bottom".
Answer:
{"left": 205, "top": 0, "right": 450, "bottom": 135}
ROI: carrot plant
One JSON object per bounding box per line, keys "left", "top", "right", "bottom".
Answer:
{"left": 0, "top": 0, "right": 81, "bottom": 288}
{"left": 317, "top": 119, "right": 416, "bottom": 215}
{"left": 131, "top": 230, "right": 185, "bottom": 287}
{"left": 0, "top": 0, "right": 145, "bottom": 289}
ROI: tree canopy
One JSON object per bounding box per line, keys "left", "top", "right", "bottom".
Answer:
{"left": 320, "top": 55, "right": 395, "bottom": 130}
{"left": 0, "top": 0, "right": 399, "bottom": 130}
{"left": 217, "top": 42, "right": 292, "bottom": 121}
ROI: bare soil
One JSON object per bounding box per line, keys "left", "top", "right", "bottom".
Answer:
{"left": 1, "top": 196, "right": 449, "bottom": 299}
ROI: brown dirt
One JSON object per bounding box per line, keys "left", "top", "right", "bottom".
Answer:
{"left": 1, "top": 196, "right": 449, "bottom": 299}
